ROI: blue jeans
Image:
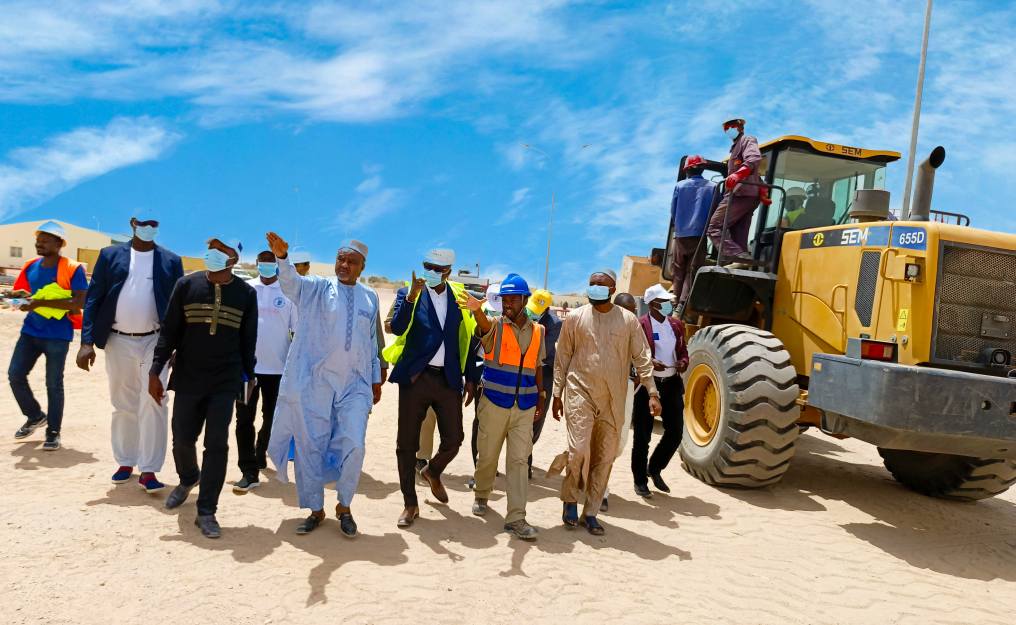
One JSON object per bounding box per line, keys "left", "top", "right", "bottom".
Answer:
{"left": 8, "top": 333, "right": 70, "bottom": 434}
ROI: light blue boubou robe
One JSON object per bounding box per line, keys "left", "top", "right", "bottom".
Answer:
{"left": 268, "top": 258, "right": 381, "bottom": 509}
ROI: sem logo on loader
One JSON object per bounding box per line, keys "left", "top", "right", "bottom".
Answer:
{"left": 800, "top": 225, "right": 891, "bottom": 250}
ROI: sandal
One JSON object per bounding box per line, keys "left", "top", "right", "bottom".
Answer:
{"left": 296, "top": 513, "right": 324, "bottom": 535}
{"left": 562, "top": 502, "right": 579, "bottom": 528}
{"left": 580, "top": 516, "right": 605, "bottom": 536}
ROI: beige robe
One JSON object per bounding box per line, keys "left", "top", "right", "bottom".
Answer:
{"left": 553, "top": 304, "right": 656, "bottom": 516}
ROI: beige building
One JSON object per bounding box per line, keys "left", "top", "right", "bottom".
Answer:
{"left": 0, "top": 219, "right": 128, "bottom": 273}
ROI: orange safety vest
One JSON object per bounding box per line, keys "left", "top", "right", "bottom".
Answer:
{"left": 481, "top": 320, "right": 544, "bottom": 410}
{"left": 13, "top": 256, "right": 84, "bottom": 330}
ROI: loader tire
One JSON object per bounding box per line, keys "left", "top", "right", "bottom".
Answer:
{"left": 877, "top": 448, "right": 1016, "bottom": 501}
{"left": 679, "top": 324, "right": 800, "bottom": 488}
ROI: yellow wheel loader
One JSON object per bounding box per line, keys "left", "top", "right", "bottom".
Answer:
{"left": 659, "top": 136, "right": 1016, "bottom": 500}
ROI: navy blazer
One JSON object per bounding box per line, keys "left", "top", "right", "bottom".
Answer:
{"left": 81, "top": 242, "right": 184, "bottom": 349}
{"left": 388, "top": 286, "right": 478, "bottom": 391}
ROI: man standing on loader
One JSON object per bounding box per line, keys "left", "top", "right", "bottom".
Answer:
{"left": 706, "top": 117, "right": 764, "bottom": 267}
{"left": 669, "top": 155, "right": 715, "bottom": 305}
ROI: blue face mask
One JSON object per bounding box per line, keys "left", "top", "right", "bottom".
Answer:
{"left": 204, "top": 248, "right": 232, "bottom": 272}
{"left": 725, "top": 127, "right": 741, "bottom": 141}
{"left": 423, "top": 268, "right": 444, "bottom": 288}
{"left": 586, "top": 284, "right": 610, "bottom": 302}
{"left": 659, "top": 302, "right": 674, "bottom": 316}
{"left": 134, "top": 225, "right": 158, "bottom": 242}
{"left": 257, "top": 262, "right": 278, "bottom": 278}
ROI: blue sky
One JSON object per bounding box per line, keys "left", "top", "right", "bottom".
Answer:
{"left": 1, "top": 0, "right": 1014, "bottom": 291}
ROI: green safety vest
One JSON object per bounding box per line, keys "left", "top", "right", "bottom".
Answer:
{"left": 382, "top": 280, "right": 477, "bottom": 373}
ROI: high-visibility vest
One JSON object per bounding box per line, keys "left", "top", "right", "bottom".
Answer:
{"left": 382, "top": 280, "right": 477, "bottom": 374}
{"left": 13, "top": 256, "right": 83, "bottom": 330}
{"left": 481, "top": 319, "right": 544, "bottom": 410}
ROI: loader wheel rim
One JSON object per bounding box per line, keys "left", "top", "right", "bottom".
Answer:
{"left": 686, "top": 363, "right": 721, "bottom": 446}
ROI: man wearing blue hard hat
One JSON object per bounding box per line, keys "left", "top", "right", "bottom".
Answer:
{"left": 458, "top": 273, "right": 546, "bottom": 541}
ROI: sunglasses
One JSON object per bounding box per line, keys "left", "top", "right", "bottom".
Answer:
{"left": 422, "top": 262, "right": 449, "bottom": 272}
{"left": 135, "top": 220, "right": 160, "bottom": 227}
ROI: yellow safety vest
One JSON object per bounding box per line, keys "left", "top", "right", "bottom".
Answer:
{"left": 382, "top": 280, "right": 477, "bottom": 373}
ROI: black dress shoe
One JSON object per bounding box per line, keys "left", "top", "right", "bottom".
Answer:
{"left": 296, "top": 513, "right": 324, "bottom": 535}
{"left": 634, "top": 483, "right": 652, "bottom": 498}
{"left": 194, "top": 514, "right": 221, "bottom": 539}
{"left": 649, "top": 472, "right": 671, "bottom": 493}
{"left": 165, "top": 482, "right": 197, "bottom": 509}
{"left": 338, "top": 512, "right": 357, "bottom": 538}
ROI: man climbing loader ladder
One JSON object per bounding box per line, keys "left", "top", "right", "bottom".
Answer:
{"left": 657, "top": 136, "right": 1016, "bottom": 500}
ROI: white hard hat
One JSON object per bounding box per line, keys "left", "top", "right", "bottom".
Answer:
{"left": 36, "top": 220, "right": 66, "bottom": 240}
{"left": 486, "top": 283, "right": 503, "bottom": 313}
{"left": 425, "top": 248, "right": 456, "bottom": 267}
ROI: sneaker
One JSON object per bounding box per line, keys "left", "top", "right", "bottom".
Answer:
{"left": 194, "top": 514, "right": 221, "bottom": 539}
{"left": 467, "top": 477, "right": 476, "bottom": 490}
{"left": 504, "top": 519, "right": 538, "bottom": 541}
{"left": 649, "top": 471, "right": 671, "bottom": 494}
{"left": 42, "top": 432, "right": 60, "bottom": 451}
{"left": 111, "top": 466, "right": 133, "bottom": 483}
{"left": 14, "top": 414, "right": 47, "bottom": 439}
{"left": 232, "top": 475, "right": 260, "bottom": 494}
{"left": 139, "top": 473, "right": 166, "bottom": 493}
{"left": 471, "top": 498, "right": 488, "bottom": 516}
{"left": 634, "top": 483, "right": 652, "bottom": 498}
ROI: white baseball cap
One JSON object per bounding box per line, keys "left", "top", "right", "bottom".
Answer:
{"left": 643, "top": 284, "right": 670, "bottom": 303}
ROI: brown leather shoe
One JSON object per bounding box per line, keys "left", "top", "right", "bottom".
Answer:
{"left": 420, "top": 467, "right": 449, "bottom": 504}
{"left": 397, "top": 506, "right": 420, "bottom": 528}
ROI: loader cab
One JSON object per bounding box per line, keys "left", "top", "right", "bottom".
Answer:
{"left": 751, "top": 137, "right": 900, "bottom": 267}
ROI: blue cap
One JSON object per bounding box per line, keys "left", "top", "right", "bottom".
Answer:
{"left": 499, "top": 273, "right": 531, "bottom": 296}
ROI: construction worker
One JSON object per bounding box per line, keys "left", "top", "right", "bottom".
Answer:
{"left": 8, "top": 221, "right": 88, "bottom": 450}
{"left": 706, "top": 117, "right": 763, "bottom": 266}
{"left": 458, "top": 274, "right": 545, "bottom": 541}
{"left": 670, "top": 155, "right": 716, "bottom": 305}
{"left": 526, "top": 288, "right": 559, "bottom": 477}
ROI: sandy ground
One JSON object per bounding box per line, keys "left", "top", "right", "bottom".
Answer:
{"left": 2, "top": 292, "right": 1016, "bottom": 625}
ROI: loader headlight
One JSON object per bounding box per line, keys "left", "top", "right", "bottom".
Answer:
{"left": 981, "top": 347, "right": 1012, "bottom": 367}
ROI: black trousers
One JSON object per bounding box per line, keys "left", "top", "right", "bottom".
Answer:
{"left": 396, "top": 369, "right": 464, "bottom": 507}
{"left": 172, "top": 391, "right": 235, "bottom": 516}
{"left": 631, "top": 375, "right": 684, "bottom": 487}
{"left": 529, "top": 364, "right": 554, "bottom": 468}
{"left": 234, "top": 373, "right": 281, "bottom": 478}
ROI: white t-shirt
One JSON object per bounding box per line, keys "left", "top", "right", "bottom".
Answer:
{"left": 427, "top": 285, "right": 449, "bottom": 367}
{"left": 651, "top": 316, "right": 677, "bottom": 378}
{"left": 113, "top": 248, "right": 159, "bottom": 333}
{"left": 249, "top": 278, "right": 296, "bottom": 375}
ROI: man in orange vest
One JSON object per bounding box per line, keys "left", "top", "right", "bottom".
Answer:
{"left": 9, "top": 221, "right": 88, "bottom": 450}
{"left": 458, "top": 273, "right": 545, "bottom": 541}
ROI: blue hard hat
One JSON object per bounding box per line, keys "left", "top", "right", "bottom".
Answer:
{"left": 499, "top": 273, "right": 531, "bottom": 296}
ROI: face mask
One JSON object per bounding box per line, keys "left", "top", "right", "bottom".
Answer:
{"left": 586, "top": 284, "right": 610, "bottom": 302}
{"left": 725, "top": 127, "right": 741, "bottom": 141}
{"left": 423, "top": 268, "right": 444, "bottom": 288}
{"left": 134, "top": 225, "right": 158, "bottom": 242}
{"left": 659, "top": 302, "right": 674, "bottom": 316}
{"left": 257, "top": 262, "right": 278, "bottom": 278}
{"left": 204, "top": 248, "right": 232, "bottom": 272}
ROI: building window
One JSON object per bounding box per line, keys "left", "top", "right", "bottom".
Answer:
{"left": 10, "top": 246, "right": 22, "bottom": 258}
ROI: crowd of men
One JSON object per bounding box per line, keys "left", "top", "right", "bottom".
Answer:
{"left": 8, "top": 118, "right": 769, "bottom": 542}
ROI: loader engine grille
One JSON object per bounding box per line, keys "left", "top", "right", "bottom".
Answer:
{"left": 934, "top": 243, "right": 1016, "bottom": 364}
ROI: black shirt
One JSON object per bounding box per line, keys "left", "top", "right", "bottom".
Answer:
{"left": 150, "top": 272, "right": 258, "bottom": 396}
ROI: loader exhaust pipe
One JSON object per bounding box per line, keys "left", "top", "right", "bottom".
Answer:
{"left": 907, "top": 145, "right": 945, "bottom": 221}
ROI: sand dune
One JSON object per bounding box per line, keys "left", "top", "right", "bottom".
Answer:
{"left": 2, "top": 302, "right": 1014, "bottom": 625}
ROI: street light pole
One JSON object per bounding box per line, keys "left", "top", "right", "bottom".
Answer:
{"left": 901, "top": 0, "right": 934, "bottom": 220}
{"left": 544, "top": 191, "right": 554, "bottom": 289}
{"left": 521, "top": 143, "right": 591, "bottom": 291}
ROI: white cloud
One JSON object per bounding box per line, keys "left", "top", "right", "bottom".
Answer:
{"left": 337, "top": 169, "right": 407, "bottom": 231}
{"left": 0, "top": 116, "right": 180, "bottom": 219}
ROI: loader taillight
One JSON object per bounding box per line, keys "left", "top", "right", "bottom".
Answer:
{"left": 860, "top": 340, "right": 897, "bottom": 362}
